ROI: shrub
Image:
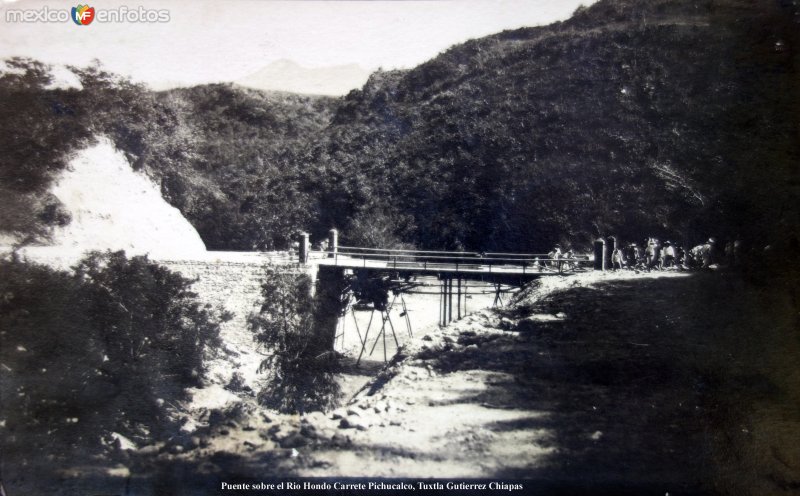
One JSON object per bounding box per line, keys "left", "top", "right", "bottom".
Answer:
{"left": 0, "top": 251, "right": 222, "bottom": 460}
{"left": 248, "top": 268, "right": 339, "bottom": 413}
{"left": 73, "top": 251, "right": 222, "bottom": 429}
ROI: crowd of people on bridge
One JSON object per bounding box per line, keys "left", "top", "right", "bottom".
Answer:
{"left": 535, "top": 246, "right": 578, "bottom": 272}
{"left": 608, "top": 237, "right": 742, "bottom": 272}
{"left": 536, "top": 236, "right": 742, "bottom": 273}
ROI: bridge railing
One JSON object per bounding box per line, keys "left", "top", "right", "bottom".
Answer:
{"left": 483, "top": 252, "right": 551, "bottom": 259}
{"left": 316, "top": 246, "right": 592, "bottom": 274}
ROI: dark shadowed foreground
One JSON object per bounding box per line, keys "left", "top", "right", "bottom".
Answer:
{"left": 4, "top": 271, "right": 799, "bottom": 495}
{"left": 495, "top": 272, "right": 800, "bottom": 494}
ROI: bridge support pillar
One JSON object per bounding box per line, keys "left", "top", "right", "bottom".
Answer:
{"left": 328, "top": 228, "right": 338, "bottom": 259}
{"left": 299, "top": 232, "right": 310, "bottom": 264}
{"left": 593, "top": 238, "right": 606, "bottom": 271}
{"left": 313, "top": 266, "right": 348, "bottom": 351}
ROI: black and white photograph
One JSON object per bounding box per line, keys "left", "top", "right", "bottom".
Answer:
{"left": 1, "top": 0, "right": 799, "bottom": 494}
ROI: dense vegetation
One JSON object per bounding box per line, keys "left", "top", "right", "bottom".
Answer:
{"left": 1, "top": 0, "right": 797, "bottom": 255}
{"left": 141, "top": 85, "right": 337, "bottom": 250}
{"left": 0, "top": 61, "right": 336, "bottom": 250}
{"left": 0, "top": 252, "right": 222, "bottom": 459}
{"left": 0, "top": 59, "right": 91, "bottom": 241}
{"left": 314, "top": 0, "right": 799, "bottom": 252}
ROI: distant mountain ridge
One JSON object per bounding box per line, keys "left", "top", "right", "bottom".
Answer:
{"left": 237, "top": 59, "right": 371, "bottom": 96}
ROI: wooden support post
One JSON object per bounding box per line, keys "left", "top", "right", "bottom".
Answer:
{"left": 464, "top": 282, "right": 467, "bottom": 315}
{"left": 382, "top": 311, "right": 387, "bottom": 362}
{"left": 401, "top": 294, "right": 413, "bottom": 337}
{"left": 355, "top": 309, "right": 375, "bottom": 367}
{"left": 444, "top": 278, "right": 449, "bottom": 325}
{"left": 457, "top": 276, "right": 462, "bottom": 320}
{"left": 448, "top": 277, "right": 453, "bottom": 323}
{"left": 439, "top": 278, "right": 445, "bottom": 327}
{"left": 493, "top": 282, "right": 504, "bottom": 307}
{"left": 335, "top": 296, "right": 348, "bottom": 350}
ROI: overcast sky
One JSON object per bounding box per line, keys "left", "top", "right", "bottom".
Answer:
{"left": 0, "top": 0, "right": 595, "bottom": 92}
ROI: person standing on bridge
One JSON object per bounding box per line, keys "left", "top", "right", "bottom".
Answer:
{"left": 655, "top": 241, "right": 665, "bottom": 271}
{"left": 563, "top": 249, "right": 575, "bottom": 271}
{"left": 662, "top": 241, "right": 675, "bottom": 268}
{"left": 678, "top": 245, "right": 690, "bottom": 269}
{"left": 611, "top": 247, "right": 624, "bottom": 271}
{"left": 548, "top": 246, "right": 562, "bottom": 271}
{"left": 645, "top": 238, "right": 657, "bottom": 272}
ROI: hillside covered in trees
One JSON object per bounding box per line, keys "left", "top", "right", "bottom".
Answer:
{"left": 1, "top": 0, "right": 797, "bottom": 255}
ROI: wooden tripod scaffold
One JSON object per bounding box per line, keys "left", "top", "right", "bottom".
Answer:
{"left": 334, "top": 291, "right": 413, "bottom": 365}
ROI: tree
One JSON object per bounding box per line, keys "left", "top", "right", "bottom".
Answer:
{"left": 248, "top": 268, "right": 339, "bottom": 413}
